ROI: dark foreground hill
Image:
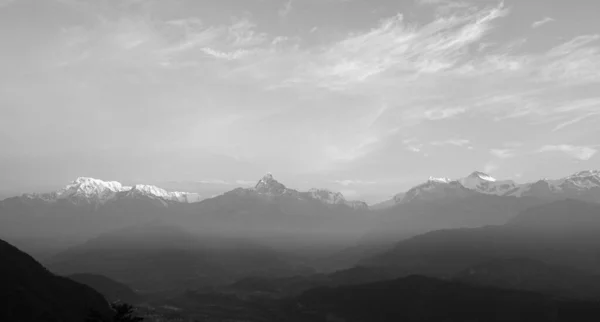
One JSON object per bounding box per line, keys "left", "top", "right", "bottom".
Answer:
{"left": 288, "top": 275, "right": 600, "bottom": 322}
{"left": 150, "top": 274, "right": 600, "bottom": 321}
{"left": 454, "top": 258, "right": 600, "bottom": 300}
{"left": 68, "top": 273, "right": 142, "bottom": 304}
{"left": 0, "top": 238, "right": 113, "bottom": 322}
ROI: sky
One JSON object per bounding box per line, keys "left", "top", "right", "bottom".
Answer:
{"left": 0, "top": 0, "right": 599, "bottom": 203}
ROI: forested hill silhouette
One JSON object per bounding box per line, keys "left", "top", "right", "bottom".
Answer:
{"left": 68, "top": 273, "right": 141, "bottom": 304}
{"left": 0, "top": 238, "right": 113, "bottom": 322}
{"left": 289, "top": 275, "right": 600, "bottom": 322}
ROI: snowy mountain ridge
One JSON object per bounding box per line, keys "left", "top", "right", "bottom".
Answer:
{"left": 19, "top": 174, "right": 367, "bottom": 209}
{"left": 12, "top": 170, "right": 600, "bottom": 208}
{"left": 395, "top": 170, "right": 600, "bottom": 204}
{"left": 250, "top": 173, "right": 368, "bottom": 210}
{"left": 23, "top": 177, "right": 202, "bottom": 205}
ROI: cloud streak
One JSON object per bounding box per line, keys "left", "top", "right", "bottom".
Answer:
{"left": 490, "top": 148, "right": 516, "bottom": 159}
{"left": 531, "top": 17, "right": 555, "bottom": 29}
{"left": 537, "top": 145, "right": 598, "bottom": 161}
{"left": 431, "top": 139, "right": 472, "bottom": 148}
{"left": 278, "top": 0, "right": 293, "bottom": 18}
{"left": 285, "top": 2, "right": 509, "bottom": 90}
{"left": 333, "top": 179, "right": 377, "bottom": 186}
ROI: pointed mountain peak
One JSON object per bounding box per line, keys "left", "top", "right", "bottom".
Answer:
{"left": 59, "top": 177, "right": 130, "bottom": 200}
{"left": 468, "top": 171, "right": 496, "bottom": 181}
{"left": 254, "top": 173, "right": 288, "bottom": 195}
{"left": 255, "top": 172, "right": 280, "bottom": 187}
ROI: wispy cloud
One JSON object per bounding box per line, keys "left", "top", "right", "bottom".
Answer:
{"left": 537, "top": 145, "right": 598, "bottom": 161}
{"left": 417, "top": 0, "right": 472, "bottom": 16}
{"left": 235, "top": 180, "right": 256, "bottom": 186}
{"left": 490, "top": 148, "right": 515, "bottom": 159}
{"left": 195, "top": 179, "right": 231, "bottom": 185}
{"left": 333, "top": 179, "right": 377, "bottom": 186}
{"left": 531, "top": 17, "right": 554, "bottom": 29}
{"left": 402, "top": 138, "right": 424, "bottom": 153}
{"left": 278, "top": 0, "right": 293, "bottom": 18}
{"left": 286, "top": 2, "right": 509, "bottom": 90}
{"left": 423, "top": 107, "right": 467, "bottom": 120}
{"left": 551, "top": 99, "right": 600, "bottom": 131}
{"left": 58, "top": 15, "right": 272, "bottom": 71}
{"left": 431, "top": 139, "right": 472, "bottom": 148}
{"left": 9, "top": 0, "right": 600, "bottom": 183}
{"left": 200, "top": 47, "right": 250, "bottom": 60}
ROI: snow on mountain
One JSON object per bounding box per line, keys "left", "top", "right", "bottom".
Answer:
{"left": 253, "top": 173, "right": 291, "bottom": 196}
{"left": 458, "top": 172, "right": 518, "bottom": 196}
{"left": 307, "top": 188, "right": 369, "bottom": 210}
{"left": 428, "top": 177, "right": 453, "bottom": 184}
{"left": 249, "top": 173, "right": 368, "bottom": 209}
{"left": 24, "top": 177, "right": 202, "bottom": 205}
{"left": 397, "top": 171, "right": 516, "bottom": 204}
{"left": 394, "top": 170, "right": 600, "bottom": 205}
{"left": 125, "top": 184, "right": 203, "bottom": 203}
{"left": 60, "top": 177, "right": 130, "bottom": 200}
{"left": 557, "top": 170, "right": 600, "bottom": 190}
{"left": 509, "top": 170, "right": 600, "bottom": 198}
{"left": 400, "top": 178, "right": 473, "bottom": 204}
{"left": 308, "top": 188, "right": 345, "bottom": 204}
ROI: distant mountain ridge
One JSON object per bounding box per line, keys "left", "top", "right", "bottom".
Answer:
{"left": 4, "top": 170, "right": 599, "bottom": 208}
{"left": 384, "top": 170, "right": 600, "bottom": 206}
{"left": 9, "top": 173, "right": 367, "bottom": 210}
{"left": 364, "top": 199, "right": 600, "bottom": 277}
{"left": 250, "top": 173, "right": 368, "bottom": 210}
{"left": 0, "top": 173, "right": 371, "bottom": 246}
{"left": 22, "top": 177, "right": 203, "bottom": 205}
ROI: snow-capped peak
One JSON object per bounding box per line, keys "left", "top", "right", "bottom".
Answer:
{"left": 468, "top": 171, "right": 497, "bottom": 182}
{"left": 27, "top": 177, "right": 202, "bottom": 204}
{"left": 55, "top": 177, "right": 131, "bottom": 202}
{"left": 458, "top": 171, "right": 515, "bottom": 196}
{"left": 307, "top": 188, "right": 368, "bottom": 210}
{"left": 556, "top": 170, "right": 600, "bottom": 190}
{"left": 127, "top": 184, "right": 202, "bottom": 203}
{"left": 130, "top": 184, "right": 170, "bottom": 196}
{"left": 398, "top": 171, "right": 517, "bottom": 204}
{"left": 308, "top": 188, "right": 346, "bottom": 205}
{"left": 254, "top": 173, "right": 288, "bottom": 196}
{"left": 428, "top": 177, "right": 453, "bottom": 183}
{"left": 508, "top": 170, "right": 600, "bottom": 197}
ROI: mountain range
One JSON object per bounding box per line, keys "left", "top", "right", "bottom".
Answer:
{"left": 2, "top": 170, "right": 599, "bottom": 257}
{"left": 2, "top": 170, "right": 598, "bottom": 208}
{"left": 10, "top": 173, "right": 368, "bottom": 209}
{"left": 0, "top": 174, "right": 370, "bottom": 240}
{"left": 3, "top": 171, "right": 600, "bottom": 320}
{"left": 386, "top": 170, "right": 600, "bottom": 206}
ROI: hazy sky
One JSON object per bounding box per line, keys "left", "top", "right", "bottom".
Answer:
{"left": 1, "top": 0, "right": 599, "bottom": 202}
